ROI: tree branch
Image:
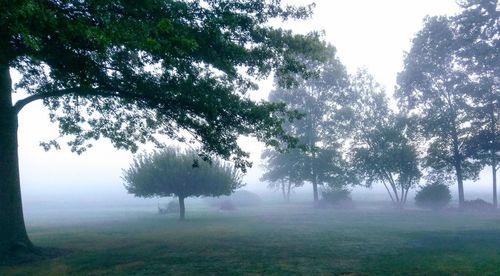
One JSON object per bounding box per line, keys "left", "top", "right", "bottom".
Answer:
{"left": 13, "top": 86, "right": 158, "bottom": 114}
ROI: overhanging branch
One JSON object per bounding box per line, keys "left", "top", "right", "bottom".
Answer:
{"left": 13, "top": 87, "right": 160, "bottom": 114}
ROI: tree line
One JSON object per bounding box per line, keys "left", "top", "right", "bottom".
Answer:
{"left": 261, "top": 0, "right": 498, "bottom": 209}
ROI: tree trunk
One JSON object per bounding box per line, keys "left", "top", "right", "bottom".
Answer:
{"left": 286, "top": 181, "right": 292, "bottom": 203}
{"left": 178, "top": 196, "right": 185, "bottom": 221}
{"left": 311, "top": 150, "right": 319, "bottom": 202}
{"left": 489, "top": 98, "right": 497, "bottom": 208}
{"left": 492, "top": 159, "right": 497, "bottom": 208}
{"left": 0, "top": 65, "right": 34, "bottom": 256}
{"left": 281, "top": 180, "right": 287, "bottom": 202}
{"left": 451, "top": 137, "right": 465, "bottom": 208}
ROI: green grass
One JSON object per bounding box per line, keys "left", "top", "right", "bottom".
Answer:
{"left": 2, "top": 203, "right": 500, "bottom": 275}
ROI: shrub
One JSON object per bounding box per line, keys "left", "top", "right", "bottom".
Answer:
{"left": 415, "top": 183, "right": 451, "bottom": 210}
{"left": 463, "top": 199, "right": 494, "bottom": 211}
{"left": 320, "top": 187, "right": 353, "bottom": 208}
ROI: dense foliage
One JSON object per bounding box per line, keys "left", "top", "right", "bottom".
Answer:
{"left": 415, "top": 183, "right": 452, "bottom": 210}
{"left": 123, "top": 147, "right": 242, "bottom": 219}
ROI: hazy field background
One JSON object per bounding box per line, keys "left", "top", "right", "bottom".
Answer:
{"left": 3, "top": 191, "right": 500, "bottom": 275}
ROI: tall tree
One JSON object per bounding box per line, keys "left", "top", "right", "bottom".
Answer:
{"left": 123, "top": 148, "right": 242, "bottom": 220}
{"left": 265, "top": 46, "right": 356, "bottom": 202}
{"left": 351, "top": 70, "right": 421, "bottom": 207}
{"left": 0, "top": 0, "right": 325, "bottom": 256}
{"left": 454, "top": 0, "right": 499, "bottom": 207}
{"left": 396, "top": 16, "right": 482, "bottom": 208}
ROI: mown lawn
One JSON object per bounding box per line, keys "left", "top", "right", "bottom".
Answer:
{"left": 2, "top": 203, "right": 500, "bottom": 275}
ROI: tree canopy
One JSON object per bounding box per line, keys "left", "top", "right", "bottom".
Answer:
{"left": 5, "top": 0, "right": 326, "bottom": 168}
{"left": 123, "top": 148, "right": 242, "bottom": 219}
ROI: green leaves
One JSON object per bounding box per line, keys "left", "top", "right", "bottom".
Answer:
{"left": 123, "top": 147, "right": 243, "bottom": 199}
{"left": 6, "top": 0, "right": 327, "bottom": 171}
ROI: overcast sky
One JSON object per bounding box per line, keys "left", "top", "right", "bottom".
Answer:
{"left": 17, "top": 0, "right": 492, "bottom": 204}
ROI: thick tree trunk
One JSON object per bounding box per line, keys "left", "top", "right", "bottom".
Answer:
{"left": 178, "top": 196, "right": 185, "bottom": 221}
{"left": 0, "top": 65, "right": 34, "bottom": 256}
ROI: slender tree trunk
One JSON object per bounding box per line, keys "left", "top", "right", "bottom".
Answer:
{"left": 178, "top": 196, "right": 185, "bottom": 221}
{"left": 452, "top": 133, "right": 465, "bottom": 208}
{"left": 0, "top": 65, "right": 34, "bottom": 256}
{"left": 490, "top": 99, "right": 497, "bottom": 208}
{"left": 286, "top": 181, "right": 291, "bottom": 203}
{"left": 492, "top": 155, "right": 497, "bottom": 208}
{"left": 312, "top": 178, "right": 318, "bottom": 202}
{"left": 281, "top": 180, "right": 287, "bottom": 202}
{"left": 311, "top": 150, "right": 319, "bottom": 202}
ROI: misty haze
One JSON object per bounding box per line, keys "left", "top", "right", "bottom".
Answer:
{"left": 1, "top": 0, "right": 499, "bottom": 275}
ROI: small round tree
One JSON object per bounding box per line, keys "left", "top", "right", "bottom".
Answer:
{"left": 123, "top": 148, "right": 243, "bottom": 220}
{"left": 415, "top": 183, "right": 452, "bottom": 210}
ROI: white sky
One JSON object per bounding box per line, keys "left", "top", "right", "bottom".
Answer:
{"left": 16, "top": 0, "right": 493, "bottom": 203}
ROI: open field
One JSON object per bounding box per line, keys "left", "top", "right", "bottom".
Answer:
{"left": 2, "top": 203, "right": 500, "bottom": 275}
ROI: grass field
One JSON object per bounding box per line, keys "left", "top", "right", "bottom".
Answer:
{"left": 2, "top": 203, "right": 500, "bottom": 275}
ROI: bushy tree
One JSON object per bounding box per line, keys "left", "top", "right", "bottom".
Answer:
{"left": 0, "top": 0, "right": 325, "bottom": 254}
{"left": 351, "top": 70, "right": 421, "bottom": 208}
{"left": 123, "top": 148, "right": 242, "bottom": 220}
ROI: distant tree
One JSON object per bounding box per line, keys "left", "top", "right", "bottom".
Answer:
{"left": 353, "top": 118, "right": 422, "bottom": 208}
{"left": 453, "top": 0, "right": 499, "bottom": 208}
{"left": 351, "top": 70, "right": 421, "bottom": 208}
{"left": 396, "top": 16, "right": 482, "bottom": 208}
{"left": 260, "top": 148, "right": 304, "bottom": 202}
{"left": 0, "top": 0, "right": 326, "bottom": 254}
{"left": 265, "top": 46, "right": 357, "bottom": 202}
{"left": 123, "top": 148, "right": 242, "bottom": 220}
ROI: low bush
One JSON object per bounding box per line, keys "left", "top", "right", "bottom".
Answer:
{"left": 320, "top": 187, "right": 354, "bottom": 208}
{"left": 415, "top": 183, "right": 451, "bottom": 210}
{"left": 463, "top": 199, "right": 494, "bottom": 211}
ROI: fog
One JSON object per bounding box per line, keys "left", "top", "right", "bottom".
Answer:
{"left": 14, "top": 0, "right": 495, "bottom": 220}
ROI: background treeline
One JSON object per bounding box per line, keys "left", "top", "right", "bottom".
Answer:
{"left": 261, "top": 0, "right": 498, "bottom": 209}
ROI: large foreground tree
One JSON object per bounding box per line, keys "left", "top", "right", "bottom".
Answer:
{"left": 0, "top": 0, "right": 325, "bottom": 256}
